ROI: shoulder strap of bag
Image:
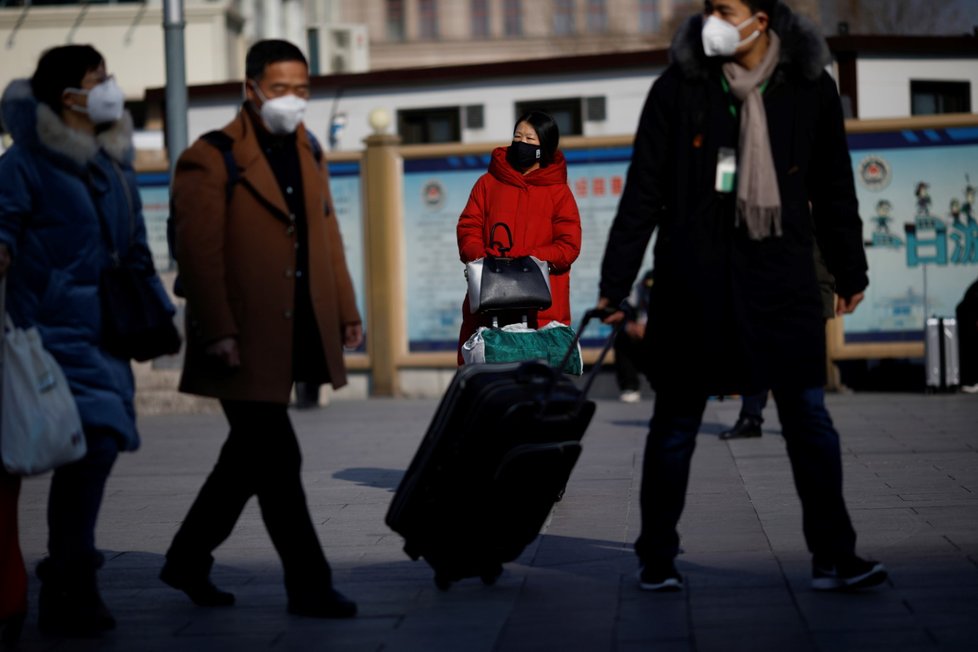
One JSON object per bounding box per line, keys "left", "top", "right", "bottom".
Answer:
{"left": 307, "top": 130, "right": 324, "bottom": 166}
{"left": 200, "top": 130, "right": 239, "bottom": 203}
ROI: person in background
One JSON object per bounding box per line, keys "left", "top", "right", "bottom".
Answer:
{"left": 958, "top": 277, "right": 978, "bottom": 394}
{"left": 597, "top": 0, "right": 887, "bottom": 593}
{"left": 164, "top": 39, "right": 362, "bottom": 619}
{"left": 456, "top": 111, "right": 582, "bottom": 362}
{"left": 615, "top": 270, "right": 654, "bottom": 403}
{"left": 720, "top": 246, "right": 836, "bottom": 438}
{"left": 0, "top": 45, "right": 169, "bottom": 637}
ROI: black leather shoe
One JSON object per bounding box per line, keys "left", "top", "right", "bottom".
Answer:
{"left": 160, "top": 563, "right": 235, "bottom": 607}
{"left": 287, "top": 588, "right": 358, "bottom": 619}
{"left": 719, "top": 417, "right": 762, "bottom": 440}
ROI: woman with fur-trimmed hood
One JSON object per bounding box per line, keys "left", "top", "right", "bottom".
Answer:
{"left": 598, "top": 1, "right": 884, "bottom": 594}
{"left": 0, "top": 45, "right": 171, "bottom": 638}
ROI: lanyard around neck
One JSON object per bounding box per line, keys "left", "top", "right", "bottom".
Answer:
{"left": 720, "top": 75, "right": 770, "bottom": 118}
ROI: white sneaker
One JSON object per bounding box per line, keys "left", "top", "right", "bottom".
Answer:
{"left": 961, "top": 383, "right": 978, "bottom": 394}
{"left": 619, "top": 390, "right": 641, "bottom": 403}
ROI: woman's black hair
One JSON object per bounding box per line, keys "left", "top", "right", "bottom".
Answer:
{"left": 513, "top": 110, "right": 559, "bottom": 167}
{"left": 30, "top": 45, "right": 104, "bottom": 114}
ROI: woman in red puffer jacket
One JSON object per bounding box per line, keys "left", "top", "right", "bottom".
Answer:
{"left": 456, "top": 110, "right": 582, "bottom": 363}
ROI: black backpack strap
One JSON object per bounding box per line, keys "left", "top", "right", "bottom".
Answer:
{"left": 200, "top": 130, "right": 238, "bottom": 203}
{"left": 306, "top": 131, "right": 323, "bottom": 165}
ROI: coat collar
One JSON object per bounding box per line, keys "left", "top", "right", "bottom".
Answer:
{"left": 670, "top": 3, "right": 830, "bottom": 82}
{"left": 223, "top": 107, "right": 324, "bottom": 224}
{"left": 488, "top": 147, "right": 569, "bottom": 189}
{"left": 1, "top": 78, "right": 133, "bottom": 171}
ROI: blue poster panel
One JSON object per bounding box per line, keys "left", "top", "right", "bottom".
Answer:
{"left": 845, "top": 126, "right": 978, "bottom": 343}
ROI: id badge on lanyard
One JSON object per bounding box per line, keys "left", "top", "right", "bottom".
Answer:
{"left": 715, "top": 147, "right": 736, "bottom": 193}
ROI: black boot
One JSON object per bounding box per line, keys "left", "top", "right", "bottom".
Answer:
{"left": 0, "top": 612, "right": 26, "bottom": 646}
{"left": 160, "top": 557, "right": 235, "bottom": 607}
{"left": 719, "top": 416, "right": 763, "bottom": 440}
{"left": 36, "top": 558, "right": 115, "bottom": 638}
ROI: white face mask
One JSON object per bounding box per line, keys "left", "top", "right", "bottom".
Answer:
{"left": 251, "top": 83, "right": 307, "bottom": 135}
{"left": 66, "top": 76, "right": 125, "bottom": 124}
{"left": 701, "top": 14, "right": 760, "bottom": 57}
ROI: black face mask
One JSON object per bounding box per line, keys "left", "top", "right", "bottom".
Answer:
{"left": 507, "top": 141, "right": 541, "bottom": 171}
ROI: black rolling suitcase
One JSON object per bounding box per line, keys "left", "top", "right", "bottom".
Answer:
{"left": 385, "top": 309, "right": 619, "bottom": 590}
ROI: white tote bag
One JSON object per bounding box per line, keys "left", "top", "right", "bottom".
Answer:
{"left": 1, "top": 314, "right": 86, "bottom": 476}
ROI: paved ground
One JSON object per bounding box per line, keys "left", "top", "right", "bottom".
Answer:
{"left": 9, "top": 383, "right": 978, "bottom": 651}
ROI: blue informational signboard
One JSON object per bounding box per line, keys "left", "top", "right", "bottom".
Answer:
{"left": 845, "top": 125, "right": 978, "bottom": 343}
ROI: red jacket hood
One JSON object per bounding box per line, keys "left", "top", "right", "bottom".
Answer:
{"left": 488, "top": 146, "right": 569, "bottom": 188}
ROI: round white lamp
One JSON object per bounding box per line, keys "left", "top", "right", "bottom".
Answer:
{"left": 368, "top": 108, "right": 392, "bottom": 135}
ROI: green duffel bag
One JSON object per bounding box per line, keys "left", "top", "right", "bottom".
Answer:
{"left": 462, "top": 321, "right": 583, "bottom": 375}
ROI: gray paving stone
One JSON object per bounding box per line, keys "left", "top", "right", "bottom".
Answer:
{"left": 7, "top": 392, "right": 978, "bottom": 651}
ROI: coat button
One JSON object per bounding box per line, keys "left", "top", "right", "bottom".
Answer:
{"left": 286, "top": 225, "right": 295, "bottom": 236}
{"left": 284, "top": 268, "right": 294, "bottom": 278}
{"left": 284, "top": 309, "right": 293, "bottom": 319}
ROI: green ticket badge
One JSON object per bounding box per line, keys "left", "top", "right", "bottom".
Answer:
{"left": 715, "top": 147, "right": 737, "bottom": 193}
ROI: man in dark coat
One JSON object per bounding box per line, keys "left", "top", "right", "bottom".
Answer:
{"left": 162, "top": 40, "right": 362, "bottom": 618}
{"left": 598, "top": 0, "right": 887, "bottom": 592}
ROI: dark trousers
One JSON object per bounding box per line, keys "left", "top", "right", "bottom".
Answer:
{"left": 46, "top": 428, "right": 119, "bottom": 573}
{"left": 614, "top": 329, "right": 643, "bottom": 392}
{"left": 166, "top": 400, "right": 332, "bottom": 598}
{"left": 739, "top": 391, "right": 769, "bottom": 423}
{"left": 635, "top": 387, "right": 857, "bottom": 564}
{"left": 0, "top": 471, "right": 27, "bottom": 620}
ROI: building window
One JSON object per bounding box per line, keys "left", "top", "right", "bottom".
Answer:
{"left": 639, "top": 0, "right": 660, "bottom": 33}
{"left": 586, "top": 0, "right": 607, "bottom": 33}
{"left": 398, "top": 107, "right": 461, "bottom": 144}
{"left": 419, "top": 0, "right": 439, "bottom": 40}
{"left": 503, "top": 0, "right": 522, "bottom": 37}
{"left": 514, "top": 98, "right": 583, "bottom": 137}
{"left": 386, "top": 0, "right": 405, "bottom": 41}
{"left": 553, "top": 0, "right": 574, "bottom": 36}
{"left": 910, "top": 80, "right": 971, "bottom": 115}
{"left": 471, "top": 0, "right": 490, "bottom": 38}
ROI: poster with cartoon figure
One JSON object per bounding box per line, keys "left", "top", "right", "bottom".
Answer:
{"left": 845, "top": 119, "right": 978, "bottom": 344}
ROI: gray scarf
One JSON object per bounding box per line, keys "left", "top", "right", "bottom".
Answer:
{"left": 723, "top": 31, "right": 782, "bottom": 240}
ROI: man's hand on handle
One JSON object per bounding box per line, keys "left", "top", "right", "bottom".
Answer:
{"left": 835, "top": 292, "right": 865, "bottom": 316}
{"left": 596, "top": 297, "right": 626, "bottom": 324}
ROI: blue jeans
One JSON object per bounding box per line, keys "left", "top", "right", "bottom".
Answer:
{"left": 635, "top": 388, "right": 857, "bottom": 564}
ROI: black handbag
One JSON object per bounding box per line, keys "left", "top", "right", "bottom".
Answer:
{"left": 99, "top": 265, "right": 181, "bottom": 362}
{"left": 94, "top": 165, "right": 182, "bottom": 362}
{"left": 466, "top": 223, "right": 552, "bottom": 313}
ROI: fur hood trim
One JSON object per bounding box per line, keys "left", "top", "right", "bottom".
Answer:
{"left": 671, "top": 3, "right": 830, "bottom": 82}
{"left": 2, "top": 78, "right": 133, "bottom": 169}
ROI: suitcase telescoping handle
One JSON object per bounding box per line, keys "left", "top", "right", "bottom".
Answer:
{"left": 538, "top": 305, "right": 625, "bottom": 411}
{"left": 570, "top": 306, "right": 626, "bottom": 400}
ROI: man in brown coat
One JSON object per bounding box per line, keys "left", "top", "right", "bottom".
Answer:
{"left": 161, "top": 40, "right": 363, "bottom": 618}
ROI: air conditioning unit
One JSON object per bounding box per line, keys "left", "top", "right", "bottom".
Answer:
{"left": 308, "top": 23, "right": 370, "bottom": 75}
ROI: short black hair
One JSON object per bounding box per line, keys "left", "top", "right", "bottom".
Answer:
{"left": 245, "top": 40, "right": 308, "bottom": 82}
{"left": 30, "top": 44, "right": 104, "bottom": 113}
{"left": 705, "top": 0, "right": 777, "bottom": 16}
{"left": 513, "top": 110, "right": 559, "bottom": 167}
{"left": 747, "top": 0, "right": 777, "bottom": 15}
